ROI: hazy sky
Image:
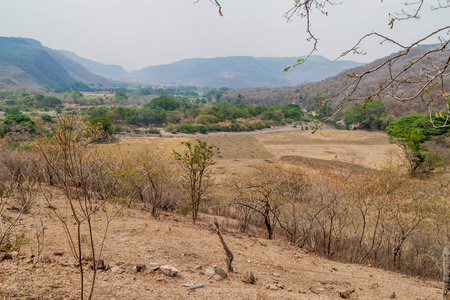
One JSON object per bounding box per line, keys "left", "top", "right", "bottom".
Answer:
{"left": 0, "top": 0, "right": 448, "bottom": 71}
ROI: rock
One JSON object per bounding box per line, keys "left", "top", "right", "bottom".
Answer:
{"left": 273, "top": 272, "right": 281, "bottom": 277}
{"left": 25, "top": 257, "right": 34, "bottom": 264}
{"left": 287, "top": 288, "right": 293, "bottom": 292}
{"left": 214, "top": 266, "right": 227, "bottom": 279}
{"left": 390, "top": 292, "right": 396, "bottom": 299}
{"left": 90, "top": 259, "right": 106, "bottom": 270}
{"left": 310, "top": 286, "right": 325, "bottom": 294}
{"left": 267, "top": 284, "right": 278, "bottom": 290}
{"left": 339, "top": 289, "right": 355, "bottom": 299}
{"left": 26, "top": 296, "right": 40, "bottom": 300}
{"left": 134, "top": 264, "right": 146, "bottom": 273}
{"left": 160, "top": 265, "right": 178, "bottom": 277}
{"left": 53, "top": 251, "right": 64, "bottom": 256}
{"left": 205, "top": 268, "right": 215, "bottom": 276}
{"left": 10, "top": 251, "right": 19, "bottom": 257}
{"left": 276, "top": 284, "right": 285, "bottom": 289}
{"left": 241, "top": 270, "right": 255, "bottom": 284}
{"left": 0, "top": 252, "right": 13, "bottom": 262}
{"left": 190, "top": 284, "right": 204, "bottom": 290}
{"left": 40, "top": 256, "right": 53, "bottom": 264}
{"left": 111, "top": 265, "right": 125, "bottom": 274}
{"left": 331, "top": 267, "right": 338, "bottom": 272}
{"left": 194, "top": 265, "right": 202, "bottom": 270}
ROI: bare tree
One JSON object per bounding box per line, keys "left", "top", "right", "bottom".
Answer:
{"left": 38, "top": 116, "right": 130, "bottom": 300}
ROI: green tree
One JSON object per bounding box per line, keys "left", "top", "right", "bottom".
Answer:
{"left": 89, "top": 117, "right": 114, "bottom": 136}
{"left": 144, "top": 95, "right": 179, "bottom": 111}
{"left": 173, "top": 140, "right": 218, "bottom": 224}
{"left": 343, "top": 100, "right": 386, "bottom": 130}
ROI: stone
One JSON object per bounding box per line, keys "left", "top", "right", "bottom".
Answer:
{"left": 10, "top": 251, "right": 19, "bottom": 257}
{"left": 134, "top": 264, "right": 146, "bottom": 273}
{"left": 267, "top": 284, "right": 278, "bottom": 290}
{"left": 310, "top": 286, "right": 325, "bottom": 294}
{"left": 41, "top": 256, "right": 53, "bottom": 264}
{"left": 390, "top": 292, "right": 396, "bottom": 299}
{"left": 0, "top": 252, "right": 13, "bottom": 262}
{"left": 90, "top": 259, "right": 106, "bottom": 270}
{"left": 190, "top": 284, "right": 204, "bottom": 290}
{"left": 53, "top": 251, "right": 64, "bottom": 256}
{"left": 111, "top": 265, "right": 125, "bottom": 274}
{"left": 214, "top": 266, "right": 227, "bottom": 279}
{"left": 339, "top": 289, "right": 354, "bottom": 299}
{"left": 194, "top": 265, "right": 202, "bottom": 270}
{"left": 241, "top": 270, "right": 255, "bottom": 284}
{"left": 273, "top": 272, "right": 281, "bottom": 277}
{"left": 160, "top": 265, "right": 178, "bottom": 277}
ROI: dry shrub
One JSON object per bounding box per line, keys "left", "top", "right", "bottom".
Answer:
{"left": 225, "top": 161, "right": 448, "bottom": 279}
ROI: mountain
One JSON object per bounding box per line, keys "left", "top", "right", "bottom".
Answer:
{"left": 0, "top": 37, "right": 114, "bottom": 89}
{"left": 127, "top": 56, "right": 363, "bottom": 88}
{"left": 58, "top": 50, "right": 128, "bottom": 79}
{"left": 219, "top": 44, "right": 449, "bottom": 116}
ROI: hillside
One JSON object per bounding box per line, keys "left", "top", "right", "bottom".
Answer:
{"left": 58, "top": 50, "right": 128, "bottom": 79}
{"left": 0, "top": 37, "right": 115, "bottom": 89}
{"left": 220, "top": 44, "right": 449, "bottom": 116}
{"left": 0, "top": 188, "right": 443, "bottom": 299}
{"left": 127, "top": 56, "right": 362, "bottom": 88}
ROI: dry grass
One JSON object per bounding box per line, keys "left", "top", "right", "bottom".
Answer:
{"left": 111, "top": 130, "right": 404, "bottom": 177}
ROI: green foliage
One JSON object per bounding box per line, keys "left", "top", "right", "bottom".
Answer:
{"left": 40, "top": 114, "right": 52, "bottom": 122}
{"left": 172, "top": 140, "right": 218, "bottom": 224}
{"left": 386, "top": 114, "right": 449, "bottom": 140}
{"left": 195, "top": 114, "right": 219, "bottom": 125}
{"left": 89, "top": 117, "right": 114, "bottom": 135}
{"left": 144, "top": 95, "right": 179, "bottom": 111}
{"left": 386, "top": 113, "right": 448, "bottom": 174}
{"left": 3, "top": 113, "right": 36, "bottom": 132}
{"left": 343, "top": 100, "right": 386, "bottom": 130}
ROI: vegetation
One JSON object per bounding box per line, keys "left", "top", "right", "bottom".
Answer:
{"left": 173, "top": 140, "right": 218, "bottom": 224}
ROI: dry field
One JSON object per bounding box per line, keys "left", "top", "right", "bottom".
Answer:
{"left": 113, "top": 129, "right": 404, "bottom": 180}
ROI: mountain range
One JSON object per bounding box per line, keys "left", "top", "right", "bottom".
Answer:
{"left": 0, "top": 37, "right": 115, "bottom": 89}
{"left": 0, "top": 37, "right": 363, "bottom": 89}
{"left": 125, "top": 56, "right": 363, "bottom": 88}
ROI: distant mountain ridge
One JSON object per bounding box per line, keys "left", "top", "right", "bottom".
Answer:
{"left": 126, "top": 56, "right": 363, "bottom": 88}
{"left": 0, "top": 36, "right": 364, "bottom": 90}
{"left": 0, "top": 37, "right": 114, "bottom": 89}
{"left": 219, "top": 44, "right": 449, "bottom": 116}
{"left": 58, "top": 50, "right": 128, "bottom": 79}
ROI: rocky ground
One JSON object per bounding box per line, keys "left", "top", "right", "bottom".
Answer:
{"left": 0, "top": 189, "right": 444, "bottom": 299}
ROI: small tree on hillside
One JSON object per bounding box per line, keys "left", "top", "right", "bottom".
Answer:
{"left": 173, "top": 139, "right": 218, "bottom": 224}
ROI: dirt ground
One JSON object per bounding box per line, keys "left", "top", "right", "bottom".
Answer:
{"left": 0, "top": 192, "right": 444, "bottom": 299}
{"left": 1, "top": 129, "right": 442, "bottom": 299}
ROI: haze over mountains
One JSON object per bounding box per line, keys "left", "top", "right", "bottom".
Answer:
{"left": 0, "top": 37, "right": 363, "bottom": 89}
{"left": 125, "top": 56, "right": 363, "bottom": 88}
{"left": 0, "top": 37, "right": 114, "bottom": 89}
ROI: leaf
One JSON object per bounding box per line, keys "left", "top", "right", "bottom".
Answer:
{"left": 424, "top": 88, "right": 433, "bottom": 94}
{"left": 388, "top": 18, "right": 395, "bottom": 29}
{"left": 404, "top": 76, "right": 411, "bottom": 82}
{"left": 219, "top": 6, "right": 223, "bottom": 16}
{"left": 283, "top": 66, "right": 291, "bottom": 72}
{"left": 430, "top": 82, "right": 438, "bottom": 87}
{"left": 296, "top": 58, "right": 305, "bottom": 64}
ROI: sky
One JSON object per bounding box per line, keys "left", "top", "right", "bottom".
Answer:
{"left": 0, "top": 0, "right": 448, "bottom": 71}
